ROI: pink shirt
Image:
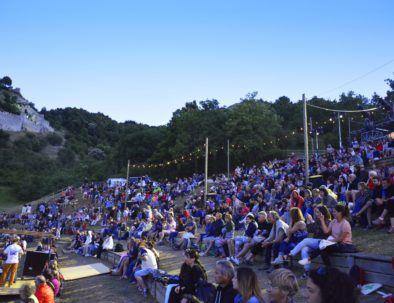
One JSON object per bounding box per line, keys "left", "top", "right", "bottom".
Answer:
{"left": 329, "top": 219, "right": 352, "bottom": 245}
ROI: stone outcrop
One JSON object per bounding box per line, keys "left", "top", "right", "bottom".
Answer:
{"left": 0, "top": 89, "right": 53, "bottom": 133}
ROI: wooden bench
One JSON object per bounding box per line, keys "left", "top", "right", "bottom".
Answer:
{"left": 312, "top": 252, "right": 394, "bottom": 289}
{"left": 101, "top": 250, "right": 123, "bottom": 267}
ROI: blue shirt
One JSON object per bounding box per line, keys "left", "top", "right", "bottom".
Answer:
{"left": 234, "top": 294, "right": 261, "bottom": 303}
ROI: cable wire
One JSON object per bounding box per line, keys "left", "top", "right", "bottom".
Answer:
{"left": 306, "top": 103, "right": 378, "bottom": 113}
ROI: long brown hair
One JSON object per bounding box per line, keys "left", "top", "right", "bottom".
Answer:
{"left": 290, "top": 207, "right": 305, "bottom": 226}
{"left": 236, "top": 267, "right": 265, "bottom": 303}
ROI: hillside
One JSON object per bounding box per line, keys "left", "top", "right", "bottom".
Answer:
{"left": 0, "top": 75, "right": 392, "bottom": 207}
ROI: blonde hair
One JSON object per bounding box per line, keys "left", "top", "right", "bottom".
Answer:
{"left": 269, "top": 268, "right": 299, "bottom": 298}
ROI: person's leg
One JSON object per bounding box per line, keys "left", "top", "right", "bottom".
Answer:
{"left": 8, "top": 263, "right": 18, "bottom": 287}
{"left": 234, "top": 236, "right": 243, "bottom": 255}
{"left": 204, "top": 239, "right": 215, "bottom": 255}
{"left": 356, "top": 200, "right": 372, "bottom": 216}
{"left": 236, "top": 242, "right": 251, "bottom": 259}
{"left": 0, "top": 263, "right": 12, "bottom": 286}
{"left": 290, "top": 238, "right": 320, "bottom": 257}
{"left": 366, "top": 207, "right": 373, "bottom": 226}
{"left": 227, "top": 239, "right": 235, "bottom": 256}
{"left": 264, "top": 244, "right": 273, "bottom": 267}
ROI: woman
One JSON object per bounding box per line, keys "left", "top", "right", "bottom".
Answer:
{"left": 319, "top": 186, "right": 338, "bottom": 212}
{"left": 168, "top": 249, "right": 207, "bottom": 303}
{"left": 304, "top": 267, "right": 358, "bottom": 303}
{"left": 289, "top": 206, "right": 331, "bottom": 277}
{"left": 290, "top": 190, "right": 304, "bottom": 209}
{"left": 215, "top": 213, "right": 235, "bottom": 258}
{"left": 157, "top": 214, "right": 177, "bottom": 245}
{"left": 233, "top": 267, "right": 265, "bottom": 303}
{"left": 169, "top": 216, "right": 185, "bottom": 247}
{"left": 266, "top": 268, "right": 299, "bottom": 303}
{"left": 271, "top": 208, "right": 307, "bottom": 265}
{"left": 318, "top": 204, "right": 357, "bottom": 267}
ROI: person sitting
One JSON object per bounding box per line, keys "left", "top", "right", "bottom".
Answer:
{"left": 318, "top": 205, "right": 357, "bottom": 267}
{"left": 208, "top": 260, "right": 238, "bottom": 303}
{"left": 266, "top": 268, "right": 299, "bottom": 303}
{"left": 304, "top": 267, "right": 358, "bottom": 303}
{"left": 168, "top": 249, "right": 207, "bottom": 303}
{"left": 133, "top": 241, "right": 159, "bottom": 297}
{"left": 215, "top": 213, "right": 235, "bottom": 258}
{"left": 168, "top": 216, "right": 185, "bottom": 247}
{"left": 34, "top": 275, "right": 55, "bottom": 303}
{"left": 19, "top": 283, "right": 39, "bottom": 303}
{"left": 259, "top": 211, "right": 289, "bottom": 271}
{"left": 319, "top": 186, "right": 338, "bottom": 212}
{"left": 371, "top": 178, "right": 394, "bottom": 231}
{"left": 157, "top": 214, "right": 177, "bottom": 245}
{"left": 289, "top": 205, "right": 331, "bottom": 277}
{"left": 233, "top": 267, "right": 265, "bottom": 303}
{"left": 353, "top": 176, "right": 384, "bottom": 228}
{"left": 196, "top": 215, "right": 215, "bottom": 248}
{"left": 351, "top": 182, "right": 371, "bottom": 227}
{"left": 230, "top": 213, "right": 258, "bottom": 265}
{"left": 271, "top": 208, "right": 307, "bottom": 265}
{"left": 177, "top": 216, "right": 198, "bottom": 250}
{"left": 244, "top": 211, "right": 273, "bottom": 265}
{"left": 201, "top": 212, "right": 224, "bottom": 256}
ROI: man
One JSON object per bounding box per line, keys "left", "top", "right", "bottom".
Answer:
{"left": 372, "top": 178, "right": 394, "bottom": 231}
{"left": 0, "top": 236, "right": 24, "bottom": 287}
{"left": 209, "top": 260, "right": 238, "bottom": 303}
{"left": 355, "top": 176, "right": 384, "bottom": 228}
{"left": 134, "top": 243, "right": 158, "bottom": 297}
{"left": 35, "top": 275, "right": 55, "bottom": 303}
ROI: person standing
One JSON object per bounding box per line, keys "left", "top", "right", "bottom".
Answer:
{"left": 0, "top": 236, "right": 24, "bottom": 287}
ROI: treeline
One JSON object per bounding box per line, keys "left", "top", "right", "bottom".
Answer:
{"left": 0, "top": 76, "right": 392, "bottom": 203}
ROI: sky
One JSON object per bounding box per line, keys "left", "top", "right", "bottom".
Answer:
{"left": 1, "top": 0, "right": 393, "bottom": 126}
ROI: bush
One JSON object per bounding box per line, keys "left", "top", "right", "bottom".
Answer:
{"left": 46, "top": 133, "right": 63, "bottom": 146}
{"left": 58, "top": 148, "right": 75, "bottom": 165}
{"left": 0, "top": 130, "right": 10, "bottom": 148}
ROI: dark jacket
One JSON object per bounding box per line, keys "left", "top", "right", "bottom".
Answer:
{"left": 209, "top": 282, "right": 238, "bottom": 303}
{"left": 179, "top": 263, "right": 206, "bottom": 294}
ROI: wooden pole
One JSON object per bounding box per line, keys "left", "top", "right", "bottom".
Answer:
{"left": 204, "top": 138, "right": 208, "bottom": 205}
{"left": 303, "top": 94, "right": 310, "bottom": 183}
{"left": 227, "top": 139, "right": 230, "bottom": 179}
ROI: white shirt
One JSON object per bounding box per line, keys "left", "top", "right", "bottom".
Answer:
{"left": 4, "top": 243, "right": 23, "bottom": 264}
{"left": 140, "top": 248, "right": 158, "bottom": 269}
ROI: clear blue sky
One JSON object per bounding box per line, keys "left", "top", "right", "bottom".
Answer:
{"left": 1, "top": 0, "right": 393, "bottom": 126}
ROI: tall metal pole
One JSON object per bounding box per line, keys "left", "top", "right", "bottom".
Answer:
{"left": 126, "top": 160, "right": 130, "bottom": 195}
{"left": 316, "top": 132, "right": 319, "bottom": 155}
{"left": 348, "top": 118, "right": 351, "bottom": 147}
{"left": 204, "top": 138, "right": 208, "bottom": 205}
{"left": 227, "top": 139, "right": 230, "bottom": 180}
{"left": 309, "top": 117, "right": 314, "bottom": 156}
{"left": 303, "top": 94, "right": 310, "bottom": 183}
{"left": 338, "top": 112, "right": 342, "bottom": 148}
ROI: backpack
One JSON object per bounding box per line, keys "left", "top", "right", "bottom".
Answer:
{"left": 349, "top": 265, "right": 364, "bottom": 286}
{"left": 114, "top": 243, "right": 124, "bottom": 252}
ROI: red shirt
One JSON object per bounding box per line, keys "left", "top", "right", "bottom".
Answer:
{"left": 35, "top": 283, "right": 55, "bottom": 303}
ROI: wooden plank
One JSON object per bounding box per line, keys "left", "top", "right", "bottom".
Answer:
{"left": 0, "top": 229, "right": 55, "bottom": 239}
{"left": 355, "top": 259, "right": 394, "bottom": 275}
{"left": 364, "top": 271, "right": 394, "bottom": 288}
{"left": 61, "top": 263, "right": 110, "bottom": 281}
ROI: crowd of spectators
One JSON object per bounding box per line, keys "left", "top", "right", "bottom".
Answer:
{"left": 0, "top": 137, "right": 393, "bottom": 302}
